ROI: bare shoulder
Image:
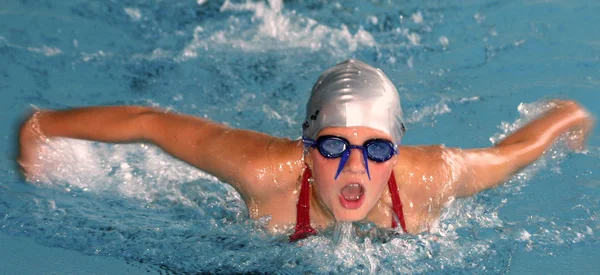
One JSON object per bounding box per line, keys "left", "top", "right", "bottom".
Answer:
{"left": 236, "top": 138, "right": 305, "bottom": 201}
{"left": 395, "top": 145, "right": 449, "bottom": 173}
{"left": 393, "top": 145, "right": 458, "bottom": 206}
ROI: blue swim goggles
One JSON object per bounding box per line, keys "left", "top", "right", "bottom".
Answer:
{"left": 302, "top": 135, "right": 398, "bottom": 180}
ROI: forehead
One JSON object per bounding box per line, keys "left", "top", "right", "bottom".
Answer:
{"left": 317, "top": 126, "right": 393, "bottom": 141}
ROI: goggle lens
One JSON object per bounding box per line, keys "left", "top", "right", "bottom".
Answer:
{"left": 365, "top": 140, "right": 394, "bottom": 162}
{"left": 313, "top": 136, "right": 396, "bottom": 162}
{"left": 318, "top": 138, "right": 347, "bottom": 158}
{"left": 304, "top": 135, "right": 398, "bottom": 180}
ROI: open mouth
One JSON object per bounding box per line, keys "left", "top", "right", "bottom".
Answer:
{"left": 339, "top": 183, "right": 365, "bottom": 209}
{"left": 341, "top": 183, "right": 364, "bottom": 201}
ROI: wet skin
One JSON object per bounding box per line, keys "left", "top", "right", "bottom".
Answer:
{"left": 243, "top": 127, "right": 459, "bottom": 233}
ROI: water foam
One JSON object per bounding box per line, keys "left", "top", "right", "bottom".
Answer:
{"left": 29, "top": 138, "right": 221, "bottom": 207}
{"left": 27, "top": 46, "right": 62, "bottom": 57}
{"left": 179, "top": 0, "right": 375, "bottom": 60}
{"left": 404, "top": 96, "right": 480, "bottom": 125}
{"left": 405, "top": 99, "right": 452, "bottom": 124}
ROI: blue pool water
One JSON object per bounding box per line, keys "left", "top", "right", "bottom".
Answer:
{"left": 1, "top": 0, "right": 599, "bottom": 273}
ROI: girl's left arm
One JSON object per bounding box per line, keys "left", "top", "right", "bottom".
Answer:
{"left": 448, "top": 100, "right": 594, "bottom": 197}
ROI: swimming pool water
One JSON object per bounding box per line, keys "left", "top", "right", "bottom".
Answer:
{"left": 1, "top": 0, "right": 599, "bottom": 273}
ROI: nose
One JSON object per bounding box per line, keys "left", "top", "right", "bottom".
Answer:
{"left": 343, "top": 147, "right": 367, "bottom": 174}
{"left": 333, "top": 146, "right": 372, "bottom": 180}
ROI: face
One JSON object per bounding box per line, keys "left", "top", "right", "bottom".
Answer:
{"left": 306, "top": 126, "right": 398, "bottom": 222}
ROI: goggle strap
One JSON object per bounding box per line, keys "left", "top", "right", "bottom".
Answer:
{"left": 333, "top": 149, "right": 372, "bottom": 181}
{"left": 362, "top": 149, "right": 371, "bottom": 180}
{"left": 302, "top": 137, "right": 316, "bottom": 148}
{"left": 334, "top": 150, "right": 350, "bottom": 180}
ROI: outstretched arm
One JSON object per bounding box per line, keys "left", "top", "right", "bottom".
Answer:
{"left": 449, "top": 100, "right": 594, "bottom": 197}
{"left": 18, "top": 106, "right": 300, "bottom": 196}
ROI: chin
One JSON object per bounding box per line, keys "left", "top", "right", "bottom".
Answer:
{"left": 332, "top": 209, "right": 368, "bottom": 222}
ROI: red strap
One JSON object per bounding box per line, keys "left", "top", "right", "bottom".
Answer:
{"left": 388, "top": 172, "right": 407, "bottom": 232}
{"left": 289, "top": 167, "right": 317, "bottom": 242}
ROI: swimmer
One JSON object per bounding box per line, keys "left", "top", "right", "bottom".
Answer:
{"left": 18, "top": 59, "right": 595, "bottom": 241}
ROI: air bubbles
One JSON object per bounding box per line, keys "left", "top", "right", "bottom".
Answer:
{"left": 124, "top": 7, "right": 142, "bottom": 21}
{"left": 411, "top": 12, "right": 424, "bottom": 24}
{"left": 368, "top": 16, "right": 378, "bottom": 25}
{"left": 172, "top": 94, "right": 183, "bottom": 101}
{"left": 407, "top": 33, "right": 421, "bottom": 46}
{"left": 407, "top": 56, "right": 414, "bottom": 68}
{"left": 439, "top": 36, "right": 449, "bottom": 48}
{"left": 519, "top": 230, "right": 532, "bottom": 241}
{"left": 474, "top": 13, "right": 486, "bottom": 24}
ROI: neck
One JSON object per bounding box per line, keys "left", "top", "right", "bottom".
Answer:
{"left": 308, "top": 183, "right": 335, "bottom": 229}
{"left": 365, "top": 186, "right": 395, "bottom": 228}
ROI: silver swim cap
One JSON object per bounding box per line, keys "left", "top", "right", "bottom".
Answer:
{"left": 302, "top": 59, "right": 405, "bottom": 144}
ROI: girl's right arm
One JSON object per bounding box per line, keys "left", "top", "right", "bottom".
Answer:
{"left": 18, "top": 106, "right": 302, "bottom": 197}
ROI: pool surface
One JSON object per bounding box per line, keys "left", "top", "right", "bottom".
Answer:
{"left": 1, "top": 0, "right": 599, "bottom": 273}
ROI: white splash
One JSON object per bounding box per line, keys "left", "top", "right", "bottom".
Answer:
{"left": 179, "top": 0, "right": 375, "bottom": 60}
{"left": 132, "top": 48, "right": 173, "bottom": 60}
{"left": 368, "top": 16, "right": 378, "bottom": 25}
{"left": 406, "top": 32, "right": 421, "bottom": 46}
{"left": 81, "top": 50, "right": 108, "bottom": 62}
{"left": 405, "top": 99, "right": 452, "bottom": 124}
{"left": 411, "top": 12, "right": 424, "bottom": 24}
{"left": 27, "top": 45, "right": 62, "bottom": 56}
{"left": 489, "top": 101, "right": 559, "bottom": 145}
{"left": 124, "top": 7, "right": 142, "bottom": 21}
{"left": 439, "top": 36, "right": 449, "bottom": 48}
{"left": 29, "top": 138, "right": 219, "bottom": 207}
{"left": 261, "top": 104, "right": 296, "bottom": 127}
{"left": 474, "top": 13, "right": 486, "bottom": 24}
{"left": 458, "top": 96, "right": 479, "bottom": 103}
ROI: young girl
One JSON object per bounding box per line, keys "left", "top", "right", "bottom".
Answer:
{"left": 18, "top": 59, "right": 594, "bottom": 241}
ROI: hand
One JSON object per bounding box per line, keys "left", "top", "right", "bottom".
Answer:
{"left": 549, "top": 100, "right": 595, "bottom": 152}
{"left": 564, "top": 115, "right": 594, "bottom": 152}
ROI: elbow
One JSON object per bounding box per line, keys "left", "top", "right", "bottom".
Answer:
{"left": 130, "top": 109, "right": 165, "bottom": 142}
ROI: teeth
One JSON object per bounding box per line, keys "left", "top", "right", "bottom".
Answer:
{"left": 341, "top": 183, "right": 364, "bottom": 201}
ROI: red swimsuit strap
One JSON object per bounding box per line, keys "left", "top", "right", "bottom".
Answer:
{"left": 289, "top": 166, "right": 318, "bottom": 242}
{"left": 289, "top": 167, "right": 407, "bottom": 242}
{"left": 388, "top": 171, "right": 407, "bottom": 232}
